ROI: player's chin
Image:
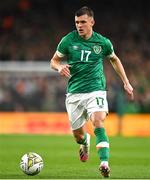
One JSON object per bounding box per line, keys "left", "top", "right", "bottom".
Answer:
{"left": 78, "top": 30, "right": 84, "bottom": 36}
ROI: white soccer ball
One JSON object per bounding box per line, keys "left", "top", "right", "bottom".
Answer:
{"left": 20, "top": 152, "right": 44, "bottom": 175}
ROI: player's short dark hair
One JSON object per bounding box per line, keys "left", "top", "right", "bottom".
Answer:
{"left": 75, "top": 6, "right": 94, "bottom": 18}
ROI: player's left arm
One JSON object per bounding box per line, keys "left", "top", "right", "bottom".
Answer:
{"left": 109, "top": 53, "right": 134, "bottom": 100}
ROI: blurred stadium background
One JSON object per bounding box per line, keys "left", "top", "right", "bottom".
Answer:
{"left": 0, "top": 0, "right": 149, "bottom": 113}
{"left": 0, "top": 0, "right": 149, "bottom": 136}
{"left": 0, "top": 0, "right": 150, "bottom": 179}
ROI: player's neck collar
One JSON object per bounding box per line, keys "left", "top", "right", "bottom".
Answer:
{"left": 76, "top": 31, "right": 94, "bottom": 41}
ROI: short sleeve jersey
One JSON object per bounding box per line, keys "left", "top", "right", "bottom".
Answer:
{"left": 57, "top": 30, "right": 114, "bottom": 93}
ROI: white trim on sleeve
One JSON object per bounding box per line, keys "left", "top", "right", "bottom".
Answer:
{"left": 107, "top": 51, "right": 115, "bottom": 58}
{"left": 56, "top": 50, "right": 65, "bottom": 58}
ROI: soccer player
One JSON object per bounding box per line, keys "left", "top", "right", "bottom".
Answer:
{"left": 50, "top": 6, "right": 134, "bottom": 178}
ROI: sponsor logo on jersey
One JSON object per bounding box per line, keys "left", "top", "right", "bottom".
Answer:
{"left": 93, "top": 45, "right": 101, "bottom": 54}
{"left": 72, "top": 45, "right": 79, "bottom": 50}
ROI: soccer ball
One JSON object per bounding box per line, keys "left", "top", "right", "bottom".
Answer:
{"left": 20, "top": 152, "right": 44, "bottom": 175}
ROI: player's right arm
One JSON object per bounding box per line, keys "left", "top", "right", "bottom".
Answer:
{"left": 51, "top": 33, "right": 71, "bottom": 78}
{"left": 50, "top": 52, "right": 71, "bottom": 78}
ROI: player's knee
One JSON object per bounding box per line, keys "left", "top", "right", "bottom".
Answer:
{"left": 93, "top": 119, "right": 104, "bottom": 128}
{"left": 91, "top": 112, "right": 107, "bottom": 128}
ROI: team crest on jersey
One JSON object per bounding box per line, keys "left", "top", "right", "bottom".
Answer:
{"left": 93, "top": 45, "right": 101, "bottom": 54}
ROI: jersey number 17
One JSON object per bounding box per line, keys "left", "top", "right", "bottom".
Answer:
{"left": 80, "top": 50, "right": 91, "bottom": 62}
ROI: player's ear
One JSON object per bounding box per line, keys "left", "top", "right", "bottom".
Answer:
{"left": 91, "top": 18, "right": 95, "bottom": 26}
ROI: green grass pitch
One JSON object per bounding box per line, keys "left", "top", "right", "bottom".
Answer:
{"left": 0, "top": 134, "right": 150, "bottom": 179}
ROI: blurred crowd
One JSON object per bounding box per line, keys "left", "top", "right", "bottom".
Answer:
{"left": 0, "top": 0, "right": 150, "bottom": 113}
{"left": 0, "top": 72, "right": 67, "bottom": 112}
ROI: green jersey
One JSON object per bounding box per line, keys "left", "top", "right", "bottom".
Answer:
{"left": 57, "top": 30, "right": 114, "bottom": 93}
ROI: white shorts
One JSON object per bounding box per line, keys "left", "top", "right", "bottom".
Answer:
{"left": 65, "top": 90, "right": 108, "bottom": 130}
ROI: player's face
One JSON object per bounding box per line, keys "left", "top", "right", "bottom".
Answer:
{"left": 75, "top": 14, "right": 95, "bottom": 39}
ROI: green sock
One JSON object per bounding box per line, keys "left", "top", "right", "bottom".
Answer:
{"left": 77, "top": 133, "right": 87, "bottom": 145}
{"left": 94, "top": 127, "right": 109, "bottom": 161}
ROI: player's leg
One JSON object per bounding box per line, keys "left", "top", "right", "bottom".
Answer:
{"left": 73, "top": 127, "right": 90, "bottom": 162}
{"left": 65, "top": 93, "right": 90, "bottom": 162}
{"left": 91, "top": 111, "right": 110, "bottom": 177}
{"left": 86, "top": 91, "right": 110, "bottom": 177}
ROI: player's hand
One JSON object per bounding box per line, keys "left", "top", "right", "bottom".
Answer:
{"left": 58, "top": 64, "right": 71, "bottom": 78}
{"left": 124, "top": 82, "right": 134, "bottom": 100}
